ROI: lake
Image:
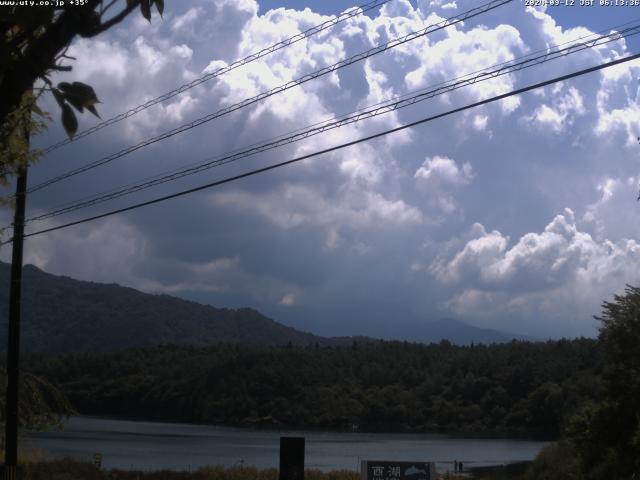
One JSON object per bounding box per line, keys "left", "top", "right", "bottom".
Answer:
{"left": 25, "top": 416, "right": 548, "bottom": 473}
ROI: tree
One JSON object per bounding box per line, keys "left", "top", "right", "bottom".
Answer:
{"left": 567, "top": 286, "right": 640, "bottom": 479}
{"left": 0, "top": 0, "right": 164, "bottom": 187}
{"left": 0, "top": 0, "right": 164, "bottom": 468}
{"left": 0, "top": 367, "right": 75, "bottom": 435}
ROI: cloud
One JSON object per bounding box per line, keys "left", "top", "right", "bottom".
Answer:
{"left": 404, "top": 23, "right": 525, "bottom": 114}
{"left": 526, "top": 86, "right": 585, "bottom": 131}
{"left": 7, "top": 0, "right": 640, "bottom": 340}
{"left": 279, "top": 293, "right": 296, "bottom": 306}
{"left": 583, "top": 176, "right": 640, "bottom": 241}
{"left": 415, "top": 155, "right": 473, "bottom": 185}
{"left": 432, "top": 209, "right": 640, "bottom": 335}
{"left": 414, "top": 156, "right": 474, "bottom": 218}
{"left": 212, "top": 184, "right": 424, "bottom": 231}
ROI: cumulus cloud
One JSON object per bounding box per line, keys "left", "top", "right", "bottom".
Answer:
{"left": 212, "top": 184, "right": 424, "bottom": 231}
{"left": 432, "top": 209, "right": 640, "bottom": 335}
{"left": 415, "top": 155, "right": 474, "bottom": 185}
{"left": 7, "top": 0, "right": 640, "bottom": 340}
{"left": 526, "top": 85, "right": 585, "bottom": 131}
{"left": 414, "top": 156, "right": 474, "bottom": 218}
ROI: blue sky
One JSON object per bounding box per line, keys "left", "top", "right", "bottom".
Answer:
{"left": 2, "top": 0, "right": 640, "bottom": 340}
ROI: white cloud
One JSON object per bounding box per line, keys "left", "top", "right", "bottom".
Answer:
{"left": 595, "top": 102, "right": 640, "bottom": 146}
{"left": 415, "top": 155, "right": 473, "bottom": 185}
{"left": 212, "top": 184, "right": 424, "bottom": 231}
{"left": 432, "top": 209, "right": 640, "bottom": 334}
{"left": 583, "top": 176, "right": 640, "bottom": 241}
{"left": 414, "top": 156, "right": 474, "bottom": 218}
{"left": 171, "top": 7, "right": 204, "bottom": 33}
{"left": 472, "top": 114, "right": 488, "bottom": 131}
{"left": 593, "top": 52, "right": 640, "bottom": 146}
{"left": 405, "top": 23, "right": 525, "bottom": 114}
{"left": 526, "top": 86, "right": 585, "bottom": 131}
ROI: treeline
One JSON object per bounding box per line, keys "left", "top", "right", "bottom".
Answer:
{"left": 23, "top": 338, "right": 602, "bottom": 437}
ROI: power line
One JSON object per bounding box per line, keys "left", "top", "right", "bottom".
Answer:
{"left": 34, "top": 16, "right": 640, "bottom": 219}
{"left": 26, "top": 0, "right": 512, "bottom": 195}
{"left": 9, "top": 52, "right": 639, "bottom": 244}
{"left": 24, "top": 23, "right": 640, "bottom": 223}
{"left": 41, "top": 0, "right": 392, "bottom": 154}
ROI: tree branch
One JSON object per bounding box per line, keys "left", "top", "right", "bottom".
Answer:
{"left": 101, "top": 0, "right": 120, "bottom": 16}
{"left": 85, "top": 0, "right": 141, "bottom": 38}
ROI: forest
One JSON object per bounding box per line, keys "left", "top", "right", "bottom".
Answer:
{"left": 9, "top": 285, "right": 640, "bottom": 479}
{"left": 24, "top": 337, "right": 601, "bottom": 438}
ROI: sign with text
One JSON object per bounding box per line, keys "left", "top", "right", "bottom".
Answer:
{"left": 361, "top": 461, "right": 436, "bottom": 480}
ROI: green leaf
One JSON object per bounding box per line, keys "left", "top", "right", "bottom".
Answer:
{"left": 86, "top": 104, "right": 101, "bottom": 119}
{"left": 140, "top": 0, "right": 151, "bottom": 22}
{"left": 70, "top": 82, "right": 99, "bottom": 103}
{"left": 61, "top": 103, "right": 78, "bottom": 139}
{"left": 63, "top": 94, "right": 84, "bottom": 113}
{"left": 51, "top": 88, "right": 65, "bottom": 108}
{"left": 155, "top": 0, "right": 164, "bottom": 17}
{"left": 58, "top": 81, "right": 100, "bottom": 113}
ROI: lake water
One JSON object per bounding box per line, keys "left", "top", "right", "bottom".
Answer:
{"left": 25, "top": 416, "right": 548, "bottom": 473}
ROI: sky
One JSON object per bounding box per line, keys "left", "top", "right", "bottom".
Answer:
{"left": 2, "top": 0, "right": 640, "bottom": 340}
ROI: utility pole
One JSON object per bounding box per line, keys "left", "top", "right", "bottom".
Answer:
{"left": 4, "top": 138, "right": 29, "bottom": 480}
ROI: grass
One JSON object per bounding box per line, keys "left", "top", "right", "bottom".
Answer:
{"left": 6, "top": 458, "right": 530, "bottom": 480}
{"left": 466, "top": 462, "right": 530, "bottom": 480}
{"left": 10, "top": 459, "right": 361, "bottom": 480}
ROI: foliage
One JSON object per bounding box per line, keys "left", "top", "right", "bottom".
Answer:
{"left": 0, "top": 91, "right": 49, "bottom": 198}
{"left": 23, "top": 338, "right": 602, "bottom": 437}
{"left": 467, "top": 462, "right": 530, "bottom": 480}
{"left": 4, "top": 459, "right": 359, "bottom": 480}
{"left": 522, "top": 441, "right": 581, "bottom": 480}
{"left": 563, "top": 286, "right": 640, "bottom": 479}
{"left": 0, "top": 367, "right": 75, "bottom": 442}
{"left": 0, "top": 0, "right": 164, "bottom": 187}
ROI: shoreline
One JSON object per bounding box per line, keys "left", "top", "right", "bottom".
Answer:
{"left": 52, "top": 414, "right": 555, "bottom": 441}
{"left": 25, "top": 416, "right": 547, "bottom": 476}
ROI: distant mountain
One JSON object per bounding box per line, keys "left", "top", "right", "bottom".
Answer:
{"left": 0, "top": 262, "right": 532, "bottom": 352}
{"left": 410, "top": 318, "right": 535, "bottom": 345}
{"left": 0, "top": 262, "right": 347, "bottom": 353}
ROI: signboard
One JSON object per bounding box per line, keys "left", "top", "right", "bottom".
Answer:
{"left": 361, "top": 461, "right": 436, "bottom": 480}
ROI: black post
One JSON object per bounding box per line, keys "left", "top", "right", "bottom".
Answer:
{"left": 4, "top": 165, "right": 28, "bottom": 480}
{"left": 279, "top": 437, "right": 305, "bottom": 480}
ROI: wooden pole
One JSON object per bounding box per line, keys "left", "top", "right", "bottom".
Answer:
{"left": 4, "top": 158, "right": 28, "bottom": 479}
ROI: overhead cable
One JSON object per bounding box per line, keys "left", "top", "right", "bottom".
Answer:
{"left": 25, "top": 24, "right": 640, "bottom": 223}
{"left": 39, "top": 16, "right": 640, "bottom": 218}
{"left": 27, "top": 0, "right": 513, "bottom": 195}
{"left": 41, "top": 0, "right": 392, "bottom": 154}
{"left": 8, "top": 52, "right": 638, "bottom": 243}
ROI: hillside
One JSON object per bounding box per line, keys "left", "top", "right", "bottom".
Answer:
{"left": 0, "top": 262, "right": 528, "bottom": 352}
{"left": 0, "top": 262, "right": 330, "bottom": 352}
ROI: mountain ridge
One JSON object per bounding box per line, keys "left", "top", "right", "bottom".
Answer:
{"left": 0, "top": 262, "right": 529, "bottom": 352}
